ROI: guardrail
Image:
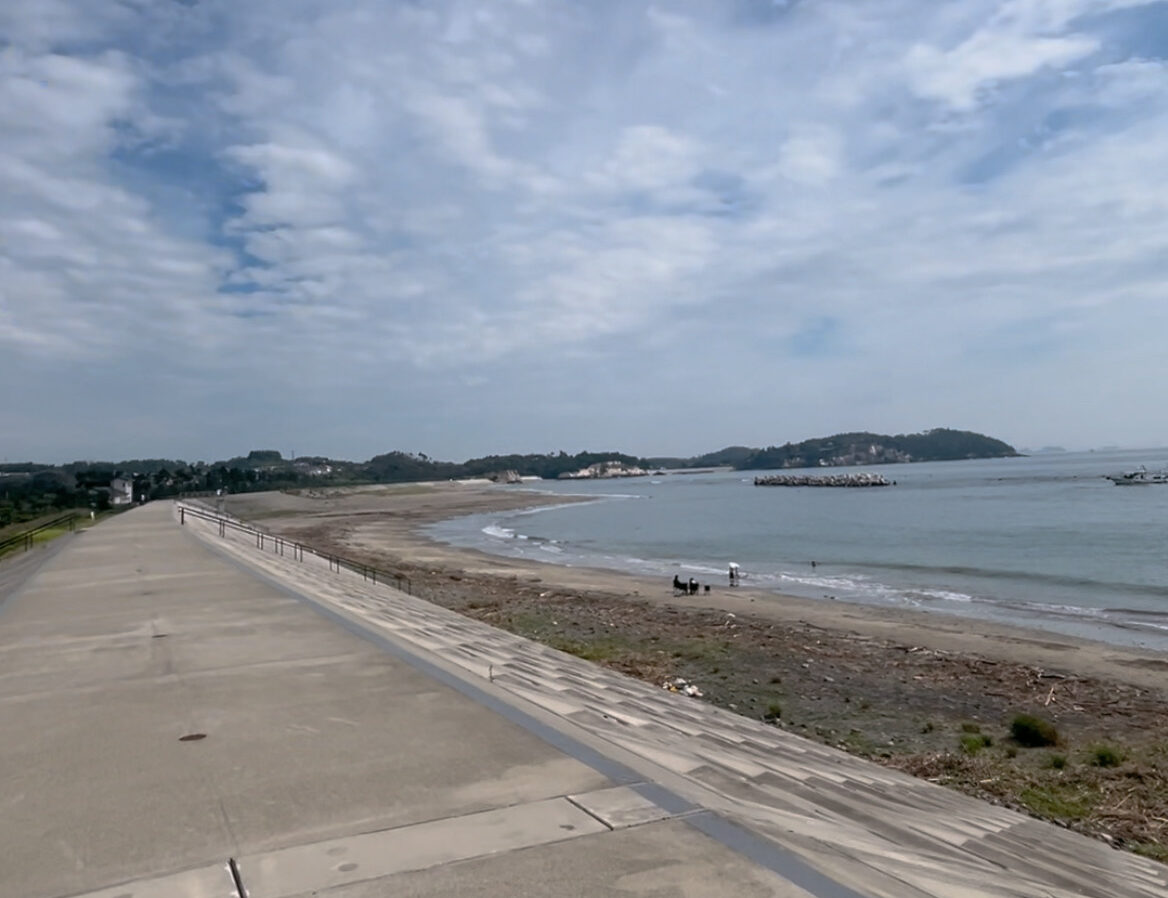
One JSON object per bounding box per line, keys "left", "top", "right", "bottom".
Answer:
{"left": 177, "top": 503, "right": 412, "bottom": 594}
{"left": 0, "top": 513, "right": 80, "bottom": 556}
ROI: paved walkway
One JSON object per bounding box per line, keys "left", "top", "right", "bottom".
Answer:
{"left": 2, "top": 502, "right": 1165, "bottom": 897}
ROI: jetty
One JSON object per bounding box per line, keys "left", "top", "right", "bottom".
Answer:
{"left": 754, "top": 471, "right": 892, "bottom": 487}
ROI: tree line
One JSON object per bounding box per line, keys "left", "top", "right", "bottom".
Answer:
{"left": 0, "top": 429, "right": 1017, "bottom": 528}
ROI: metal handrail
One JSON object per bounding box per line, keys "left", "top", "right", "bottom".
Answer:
{"left": 0, "top": 513, "right": 80, "bottom": 555}
{"left": 177, "top": 503, "right": 412, "bottom": 594}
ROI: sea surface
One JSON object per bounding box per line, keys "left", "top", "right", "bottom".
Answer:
{"left": 425, "top": 449, "right": 1168, "bottom": 652}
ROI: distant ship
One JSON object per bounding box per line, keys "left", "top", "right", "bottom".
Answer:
{"left": 1105, "top": 466, "right": 1168, "bottom": 486}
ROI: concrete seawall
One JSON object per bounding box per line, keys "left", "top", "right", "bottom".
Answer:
{"left": 0, "top": 501, "right": 1163, "bottom": 898}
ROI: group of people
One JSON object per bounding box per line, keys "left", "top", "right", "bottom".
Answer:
{"left": 671, "top": 564, "right": 743, "bottom": 595}
{"left": 671, "top": 575, "right": 709, "bottom": 595}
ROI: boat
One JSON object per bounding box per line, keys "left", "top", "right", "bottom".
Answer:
{"left": 1105, "top": 466, "right": 1168, "bottom": 486}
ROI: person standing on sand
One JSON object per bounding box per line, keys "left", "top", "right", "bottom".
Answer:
{"left": 728, "top": 562, "right": 739, "bottom": 586}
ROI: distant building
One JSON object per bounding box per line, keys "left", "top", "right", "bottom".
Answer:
{"left": 559, "top": 461, "right": 648, "bottom": 480}
{"left": 110, "top": 477, "right": 134, "bottom": 506}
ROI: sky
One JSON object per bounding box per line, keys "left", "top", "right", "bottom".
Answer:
{"left": 3, "top": 0, "right": 1168, "bottom": 464}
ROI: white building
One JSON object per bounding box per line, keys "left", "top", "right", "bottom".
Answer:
{"left": 110, "top": 477, "right": 134, "bottom": 506}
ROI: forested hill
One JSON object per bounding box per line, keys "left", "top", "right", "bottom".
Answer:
{"left": 1, "top": 430, "right": 1017, "bottom": 526}
{"left": 734, "top": 429, "right": 1019, "bottom": 470}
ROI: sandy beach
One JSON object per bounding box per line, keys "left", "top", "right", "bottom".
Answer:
{"left": 221, "top": 482, "right": 1168, "bottom": 859}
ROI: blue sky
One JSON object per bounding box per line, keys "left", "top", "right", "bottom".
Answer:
{"left": 3, "top": 0, "right": 1168, "bottom": 463}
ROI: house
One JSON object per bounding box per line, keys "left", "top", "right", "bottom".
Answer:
{"left": 110, "top": 477, "right": 134, "bottom": 506}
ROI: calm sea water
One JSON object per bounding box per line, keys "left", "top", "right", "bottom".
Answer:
{"left": 425, "top": 449, "right": 1168, "bottom": 652}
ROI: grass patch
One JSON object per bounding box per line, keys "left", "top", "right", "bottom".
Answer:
{"left": 545, "top": 635, "right": 628, "bottom": 663}
{"left": 1132, "top": 841, "right": 1168, "bottom": 864}
{"left": 1048, "top": 754, "right": 1068, "bottom": 770}
{"left": 960, "top": 733, "right": 993, "bottom": 755}
{"left": 1090, "top": 745, "right": 1124, "bottom": 768}
{"left": 841, "top": 730, "right": 879, "bottom": 756}
{"left": 1010, "top": 714, "right": 1059, "bottom": 747}
{"left": 764, "top": 701, "right": 782, "bottom": 721}
{"left": 1019, "top": 784, "right": 1094, "bottom": 820}
{"left": 960, "top": 722, "right": 981, "bottom": 734}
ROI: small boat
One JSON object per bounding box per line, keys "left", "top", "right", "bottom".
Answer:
{"left": 1105, "top": 466, "right": 1168, "bottom": 485}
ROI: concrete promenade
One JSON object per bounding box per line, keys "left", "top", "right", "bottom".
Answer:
{"left": 1, "top": 503, "right": 1164, "bottom": 897}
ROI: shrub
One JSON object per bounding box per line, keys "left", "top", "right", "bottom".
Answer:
{"left": 764, "top": 702, "right": 782, "bottom": 721}
{"left": 960, "top": 734, "right": 992, "bottom": 755}
{"left": 1048, "top": 754, "right": 1067, "bottom": 770}
{"left": 1010, "top": 714, "right": 1059, "bottom": 747}
{"left": 1005, "top": 746, "right": 1018, "bottom": 759}
{"left": 1091, "top": 745, "right": 1124, "bottom": 768}
{"left": 961, "top": 722, "right": 981, "bottom": 734}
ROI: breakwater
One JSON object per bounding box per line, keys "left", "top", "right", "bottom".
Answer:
{"left": 753, "top": 472, "right": 892, "bottom": 487}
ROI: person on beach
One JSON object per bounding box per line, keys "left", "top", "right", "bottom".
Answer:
{"left": 688, "top": 577, "right": 698, "bottom": 595}
{"left": 728, "top": 562, "right": 739, "bottom": 586}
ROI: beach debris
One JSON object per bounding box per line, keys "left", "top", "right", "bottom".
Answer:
{"left": 1045, "top": 685, "right": 1056, "bottom": 706}
{"left": 662, "top": 676, "right": 703, "bottom": 698}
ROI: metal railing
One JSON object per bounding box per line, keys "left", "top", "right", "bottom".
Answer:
{"left": 177, "top": 503, "right": 412, "bottom": 594}
{"left": 0, "top": 513, "right": 80, "bottom": 556}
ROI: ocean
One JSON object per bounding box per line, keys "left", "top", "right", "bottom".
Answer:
{"left": 425, "top": 449, "right": 1168, "bottom": 653}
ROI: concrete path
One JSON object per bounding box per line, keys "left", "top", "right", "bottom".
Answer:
{"left": 2, "top": 502, "right": 1165, "bottom": 898}
{"left": 0, "top": 504, "right": 812, "bottom": 898}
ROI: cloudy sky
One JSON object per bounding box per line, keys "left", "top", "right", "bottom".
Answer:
{"left": 3, "top": 0, "right": 1168, "bottom": 463}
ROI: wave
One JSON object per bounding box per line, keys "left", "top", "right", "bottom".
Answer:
{"left": 853, "top": 559, "right": 1168, "bottom": 599}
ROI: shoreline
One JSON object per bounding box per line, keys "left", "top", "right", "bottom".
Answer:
{"left": 220, "top": 482, "right": 1168, "bottom": 859}
{"left": 225, "top": 481, "right": 1168, "bottom": 692}
{"left": 440, "top": 484, "right": 1168, "bottom": 660}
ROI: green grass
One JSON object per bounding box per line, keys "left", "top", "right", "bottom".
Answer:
{"left": 1011, "top": 714, "right": 1059, "bottom": 747}
{"left": 1019, "top": 784, "right": 1094, "bottom": 820}
{"left": 960, "top": 733, "right": 993, "bottom": 755}
{"left": 1089, "top": 745, "right": 1124, "bottom": 768}
{"left": 1131, "top": 841, "right": 1168, "bottom": 864}
{"left": 0, "top": 520, "right": 83, "bottom": 561}
{"left": 544, "top": 635, "right": 630, "bottom": 663}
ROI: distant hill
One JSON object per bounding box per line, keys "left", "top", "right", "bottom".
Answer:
{"left": 739, "top": 429, "right": 1019, "bottom": 471}
{"left": 645, "top": 446, "right": 755, "bottom": 469}
{"left": 3, "top": 430, "right": 1018, "bottom": 527}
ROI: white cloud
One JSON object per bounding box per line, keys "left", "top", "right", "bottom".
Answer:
{"left": 3, "top": 0, "right": 1168, "bottom": 460}
{"left": 776, "top": 126, "right": 843, "bottom": 185}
